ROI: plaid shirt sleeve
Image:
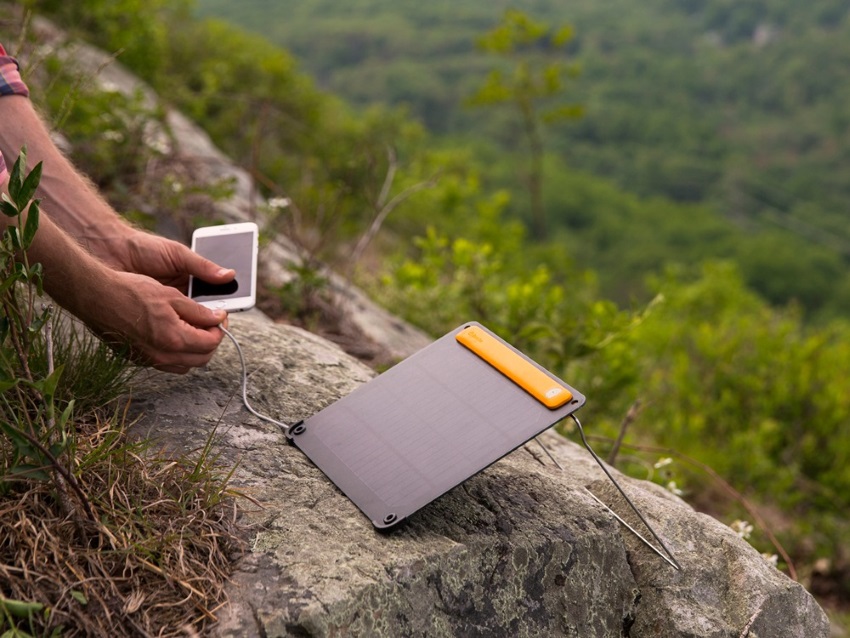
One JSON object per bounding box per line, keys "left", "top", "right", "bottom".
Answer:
{"left": 0, "top": 43, "right": 30, "bottom": 185}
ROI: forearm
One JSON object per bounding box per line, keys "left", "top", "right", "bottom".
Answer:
{"left": 0, "top": 180, "right": 227, "bottom": 372}
{"left": 0, "top": 95, "right": 135, "bottom": 267}
{"left": 0, "top": 64, "right": 230, "bottom": 373}
{"left": 0, "top": 183, "right": 119, "bottom": 329}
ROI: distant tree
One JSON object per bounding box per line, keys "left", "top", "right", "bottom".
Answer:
{"left": 468, "top": 9, "right": 583, "bottom": 239}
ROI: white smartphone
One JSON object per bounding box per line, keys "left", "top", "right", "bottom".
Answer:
{"left": 188, "top": 222, "right": 258, "bottom": 312}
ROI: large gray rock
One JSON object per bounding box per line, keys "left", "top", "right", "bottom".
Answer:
{"left": 130, "top": 311, "right": 829, "bottom": 638}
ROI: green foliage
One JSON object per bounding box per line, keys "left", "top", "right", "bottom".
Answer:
{"left": 0, "top": 146, "right": 125, "bottom": 495}
{"left": 0, "top": 149, "right": 60, "bottom": 484}
{"left": 630, "top": 263, "right": 850, "bottom": 512}
{"left": 196, "top": 0, "right": 850, "bottom": 314}
{"left": 470, "top": 10, "right": 580, "bottom": 108}
{"left": 372, "top": 187, "right": 642, "bottom": 407}
{"left": 274, "top": 261, "right": 332, "bottom": 328}
{"left": 27, "top": 0, "right": 191, "bottom": 80}
{"left": 582, "top": 262, "right": 850, "bottom": 577}
{"left": 23, "top": 49, "right": 239, "bottom": 234}
{"left": 0, "top": 595, "right": 53, "bottom": 638}
{"left": 380, "top": 217, "right": 850, "bottom": 576}
{"left": 0, "top": 148, "right": 238, "bottom": 634}
{"left": 145, "top": 16, "right": 428, "bottom": 259}
{"left": 468, "top": 9, "right": 582, "bottom": 238}
{"left": 158, "top": 17, "right": 322, "bottom": 159}
{"left": 28, "top": 313, "right": 136, "bottom": 416}
{"left": 41, "top": 76, "right": 163, "bottom": 195}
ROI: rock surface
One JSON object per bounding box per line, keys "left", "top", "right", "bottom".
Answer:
{"left": 130, "top": 311, "right": 830, "bottom": 638}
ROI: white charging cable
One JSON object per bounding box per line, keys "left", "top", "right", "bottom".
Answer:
{"left": 219, "top": 325, "right": 291, "bottom": 436}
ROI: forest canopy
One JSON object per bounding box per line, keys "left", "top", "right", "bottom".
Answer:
{"left": 196, "top": 0, "right": 850, "bottom": 318}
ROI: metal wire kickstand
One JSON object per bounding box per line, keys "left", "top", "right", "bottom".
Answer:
{"left": 536, "top": 413, "right": 681, "bottom": 571}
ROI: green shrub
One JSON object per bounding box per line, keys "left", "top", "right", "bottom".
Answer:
{"left": 377, "top": 207, "right": 849, "bottom": 583}
{"left": 26, "top": 0, "right": 190, "bottom": 80}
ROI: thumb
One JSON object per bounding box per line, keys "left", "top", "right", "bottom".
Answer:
{"left": 174, "top": 296, "right": 228, "bottom": 328}
{"left": 180, "top": 245, "right": 235, "bottom": 283}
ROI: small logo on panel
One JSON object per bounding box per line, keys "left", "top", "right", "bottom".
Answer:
{"left": 545, "top": 388, "right": 563, "bottom": 399}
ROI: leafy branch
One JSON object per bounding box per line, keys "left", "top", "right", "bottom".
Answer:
{"left": 1, "top": 147, "right": 96, "bottom": 531}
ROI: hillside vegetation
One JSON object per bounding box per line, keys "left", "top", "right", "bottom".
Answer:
{"left": 197, "top": 0, "right": 850, "bottom": 318}
{"left": 9, "top": 0, "right": 850, "bottom": 621}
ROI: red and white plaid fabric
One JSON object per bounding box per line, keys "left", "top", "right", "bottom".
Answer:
{"left": 0, "top": 42, "right": 30, "bottom": 184}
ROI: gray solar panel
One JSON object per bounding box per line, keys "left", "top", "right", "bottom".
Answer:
{"left": 287, "top": 322, "right": 585, "bottom": 529}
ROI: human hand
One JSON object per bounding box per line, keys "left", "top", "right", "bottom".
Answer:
{"left": 112, "top": 229, "right": 236, "bottom": 293}
{"left": 13, "top": 200, "right": 229, "bottom": 373}
{"left": 82, "top": 269, "right": 229, "bottom": 374}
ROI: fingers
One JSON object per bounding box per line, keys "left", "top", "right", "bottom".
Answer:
{"left": 131, "top": 286, "right": 230, "bottom": 371}
{"left": 177, "top": 244, "right": 236, "bottom": 284}
{"left": 125, "top": 234, "right": 236, "bottom": 291}
{"left": 78, "top": 267, "right": 234, "bottom": 375}
{"left": 142, "top": 297, "right": 230, "bottom": 371}
{"left": 172, "top": 295, "right": 229, "bottom": 329}
{"left": 102, "top": 327, "right": 218, "bottom": 373}
{"left": 134, "top": 323, "right": 226, "bottom": 371}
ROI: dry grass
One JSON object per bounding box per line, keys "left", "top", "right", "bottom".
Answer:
{"left": 0, "top": 409, "right": 245, "bottom": 637}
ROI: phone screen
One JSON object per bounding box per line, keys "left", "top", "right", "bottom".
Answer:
{"left": 190, "top": 231, "right": 255, "bottom": 303}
